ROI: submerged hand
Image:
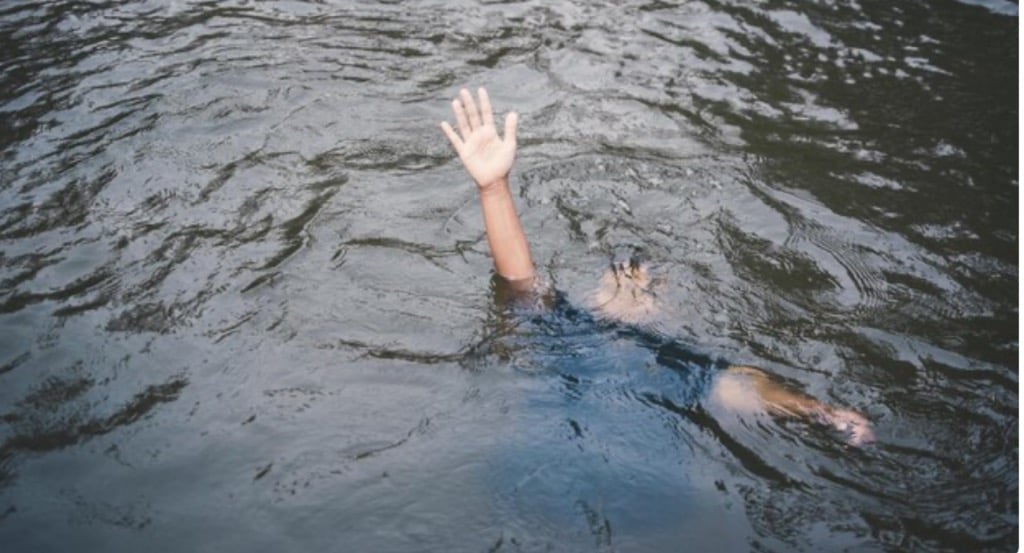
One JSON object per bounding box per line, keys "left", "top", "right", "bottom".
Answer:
{"left": 440, "top": 87, "right": 518, "bottom": 191}
{"left": 829, "top": 408, "right": 875, "bottom": 446}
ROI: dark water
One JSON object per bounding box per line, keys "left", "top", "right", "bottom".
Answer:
{"left": 0, "top": 0, "right": 1017, "bottom": 551}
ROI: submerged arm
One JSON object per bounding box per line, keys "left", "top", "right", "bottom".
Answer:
{"left": 711, "top": 365, "right": 875, "bottom": 446}
{"left": 441, "top": 87, "right": 534, "bottom": 282}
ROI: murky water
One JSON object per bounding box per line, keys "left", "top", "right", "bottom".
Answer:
{"left": 0, "top": 0, "right": 1017, "bottom": 551}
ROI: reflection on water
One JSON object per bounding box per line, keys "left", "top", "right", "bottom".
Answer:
{"left": 0, "top": 0, "right": 1016, "bottom": 551}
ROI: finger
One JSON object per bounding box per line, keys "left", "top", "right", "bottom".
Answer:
{"left": 440, "top": 121, "right": 463, "bottom": 153}
{"left": 460, "top": 88, "right": 481, "bottom": 130}
{"left": 503, "top": 111, "right": 518, "bottom": 145}
{"left": 452, "top": 99, "right": 470, "bottom": 137}
{"left": 478, "top": 87, "right": 495, "bottom": 127}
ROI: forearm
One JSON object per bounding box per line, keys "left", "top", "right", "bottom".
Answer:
{"left": 439, "top": 87, "right": 532, "bottom": 280}
{"left": 715, "top": 366, "right": 874, "bottom": 445}
{"left": 478, "top": 178, "right": 534, "bottom": 281}
{"left": 732, "top": 366, "right": 830, "bottom": 417}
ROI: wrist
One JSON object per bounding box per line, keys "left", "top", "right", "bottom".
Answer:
{"left": 477, "top": 177, "right": 510, "bottom": 196}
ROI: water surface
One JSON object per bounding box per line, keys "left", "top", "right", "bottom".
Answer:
{"left": 0, "top": 0, "right": 1017, "bottom": 551}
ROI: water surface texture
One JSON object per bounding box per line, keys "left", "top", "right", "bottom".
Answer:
{"left": 0, "top": 0, "right": 1017, "bottom": 551}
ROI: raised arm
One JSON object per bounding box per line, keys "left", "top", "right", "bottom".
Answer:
{"left": 441, "top": 87, "right": 535, "bottom": 282}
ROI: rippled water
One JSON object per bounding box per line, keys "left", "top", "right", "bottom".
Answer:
{"left": 0, "top": 0, "right": 1017, "bottom": 551}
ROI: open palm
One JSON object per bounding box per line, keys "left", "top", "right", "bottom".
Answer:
{"left": 441, "top": 87, "right": 518, "bottom": 190}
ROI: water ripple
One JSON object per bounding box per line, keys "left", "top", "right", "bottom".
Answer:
{"left": 0, "top": 0, "right": 1014, "bottom": 551}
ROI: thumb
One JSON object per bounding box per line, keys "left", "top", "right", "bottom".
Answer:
{"left": 503, "top": 111, "right": 518, "bottom": 145}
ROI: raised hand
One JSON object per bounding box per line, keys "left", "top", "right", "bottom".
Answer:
{"left": 440, "top": 87, "right": 518, "bottom": 191}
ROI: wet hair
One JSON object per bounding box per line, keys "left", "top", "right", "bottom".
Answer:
{"left": 609, "top": 245, "right": 647, "bottom": 280}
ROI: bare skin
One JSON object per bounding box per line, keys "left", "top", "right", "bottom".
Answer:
{"left": 587, "top": 254, "right": 661, "bottom": 325}
{"left": 711, "top": 366, "right": 874, "bottom": 445}
{"left": 440, "top": 88, "right": 533, "bottom": 282}
{"left": 441, "top": 87, "right": 874, "bottom": 446}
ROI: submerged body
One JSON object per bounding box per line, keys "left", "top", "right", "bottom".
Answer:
{"left": 441, "top": 87, "right": 873, "bottom": 446}
{"left": 474, "top": 278, "right": 731, "bottom": 543}
{"left": 471, "top": 270, "right": 866, "bottom": 543}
